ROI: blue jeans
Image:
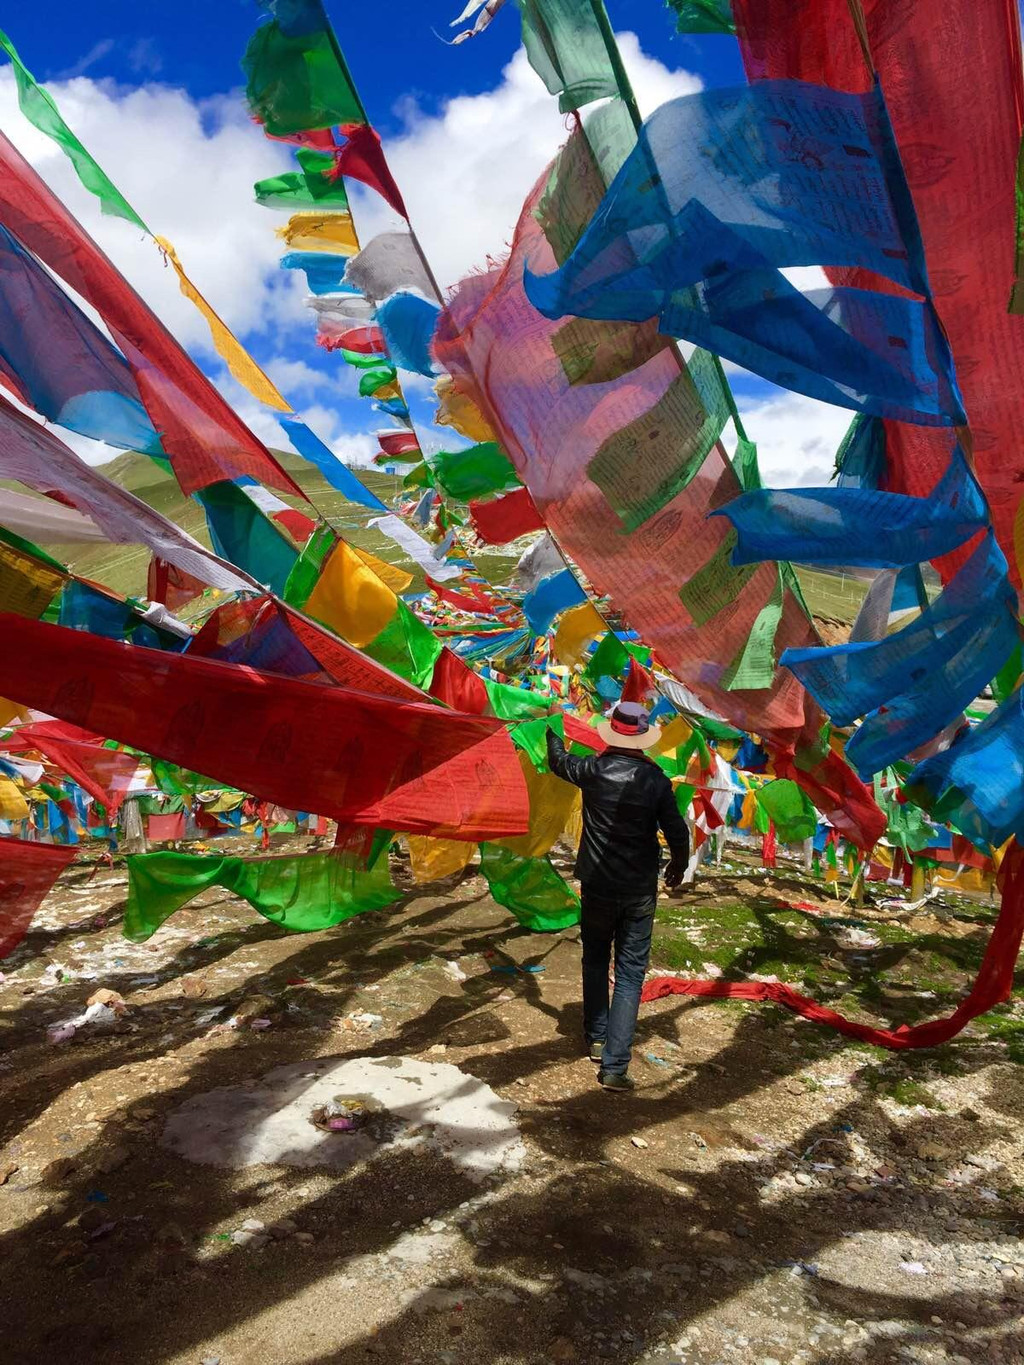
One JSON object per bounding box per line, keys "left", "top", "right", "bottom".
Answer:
{"left": 580, "top": 886, "right": 655, "bottom": 1075}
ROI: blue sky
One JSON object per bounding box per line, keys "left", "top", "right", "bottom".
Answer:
{"left": 0, "top": 5, "right": 846, "bottom": 483}
{"left": 18, "top": 2, "right": 745, "bottom": 116}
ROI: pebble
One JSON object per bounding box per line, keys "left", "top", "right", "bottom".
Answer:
{"left": 631, "top": 1137, "right": 649, "bottom": 1150}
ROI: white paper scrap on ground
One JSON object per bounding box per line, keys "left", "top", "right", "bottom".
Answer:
{"left": 161, "top": 1055, "right": 525, "bottom": 1181}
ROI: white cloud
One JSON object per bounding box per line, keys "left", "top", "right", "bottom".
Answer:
{"left": 0, "top": 70, "right": 305, "bottom": 357}
{"left": 351, "top": 32, "right": 702, "bottom": 291}
{"left": 730, "top": 390, "right": 854, "bottom": 487}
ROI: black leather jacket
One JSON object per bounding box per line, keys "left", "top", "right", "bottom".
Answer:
{"left": 547, "top": 729, "right": 690, "bottom": 895}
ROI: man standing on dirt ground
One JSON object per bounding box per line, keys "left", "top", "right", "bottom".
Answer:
{"left": 546, "top": 701, "right": 690, "bottom": 1092}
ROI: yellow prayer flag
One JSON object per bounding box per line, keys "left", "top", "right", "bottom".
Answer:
{"left": 0, "top": 541, "right": 65, "bottom": 620}
{"left": 353, "top": 546, "right": 413, "bottom": 594}
{"left": 551, "top": 601, "right": 605, "bottom": 669}
{"left": 433, "top": 374, "right": 497, "bottom": 443}
{"left": 0, "top": 695, "right": 30, "bottom": 729}
{"left": 0, "top": 776, "right": 29, "bottom": 821}
{"left": 495, "top": 752, "right": 581, "bottom": 859}
{"left": 406, "top": 835, "right": 475, "bottom": 884}
{"left": 650, "top": 713, "right": 693, "bottom": 757}
{"left": 277, "top": 212, "right": 360, "bottom": 254}
{"left": 155, "top": 238, "right": 292, "bottom": 413}
{"left": 304, "top": 540, "right": 396, "bottom": 648}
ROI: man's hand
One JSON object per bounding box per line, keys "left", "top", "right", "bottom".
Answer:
{"left": 664, "top": 857, "right": 686, "bottom": 889}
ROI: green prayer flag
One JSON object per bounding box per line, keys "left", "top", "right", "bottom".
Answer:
{"left": 517, "top": 0, "right": 620, "bottom": 113}
{"left": 585, "top": 630, "right": 630, "bottom": 682}
{"left": 283, "top": 523, "right": 334, "bottom": 608}
{"left": 150, "top": 759, "right": 234, "bottom": 797}
{"left": 402, "top": 462, "right": 434, "bottom": 491}
{"left": 754, "top": 779, "right": 817, "bottom": 843}
{"left": 125, "top": 847, "right": 399, "bottom": 942}
{"left": 678, "top": 530, "right": 758, "bottom": 626}
{"left": 242, "top": 5, "right": 365, "bottom": 135}
{"left": 483, "top": 677, "right": 549, "bottom": 721}
{"left": 510, "top": 713, "right": 564, "bottom": 771}
{"left": 254, "top": 148, "right": 350, "bottom": 209}
{"left": 666, "top": 0, "right": 736, "bottom": 35}
{"left": 479, "top": 843, "right": 581, "bottom": 932}
{"left": 0, "top": 27, "right": 148, "bottom": 231}
{"left": 196, "top": 481, "right": 298, "bottom": 597}
{"left": 358, "top": 364, "right": 398, "bottom": 398}
{"left": 723, "top": 568, "right": 784, "bottom": 691}
{"left": 364, "top": 599, "right": 442, "bottom": 689}
{"left": 731, "top": 436, "right": 762, "bottom": 492}
{"left": 427, "top": 442, "right": 522, "bottom": 503}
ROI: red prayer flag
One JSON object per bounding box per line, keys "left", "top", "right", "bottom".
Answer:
{"left": 146, "top": 812, "right": 187, "bottom": 842}
{"left": 620, "top": 656, "right": 657, "bottom": 704}
{"left": 377, "top": 430, "right": 421, "bottom": 457}
{"left": 4, "top": 720, "right": 138, "bottom": 815}
{"left": 0, "top": 838, "right": 78, "bottom": 959}
{"left": 335, "top": 124, "right": 408, "bottom": 219}
{"left": 469, "top": 488, "right": 544, "bottom": 544}
{"left": 0, "top": 615, "right": 529, "bottom": 842}
{"left": 147, "top": 557, "right": 207, "bottom": 613}
{"left": 428, "top": 646, "right": 490, "bottom": 714}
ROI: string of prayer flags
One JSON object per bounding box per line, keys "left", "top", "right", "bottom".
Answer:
{"left": 0, "top": 396, "right": 255, "bottom": 595}
{"left": 733, "top": 0, "right": 1024, "bottom": 591}
{"left": 0, "top": 839, "right": 79, "bottom": 960}
{"left": 0, "top": 131, "right": 304, "bottom": 498}
{"left": 524, "top": 81, "right": 964, "bottom": 426}
{"left": 125, "top": 845, "right": 399, "bottom": 942}
{"left": 0, "top": 613, "right": 530, "bottom": 842}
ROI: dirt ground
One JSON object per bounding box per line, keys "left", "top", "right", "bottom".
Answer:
{"left": 1, "top": 838, "right": 1022, "bottom": 1365}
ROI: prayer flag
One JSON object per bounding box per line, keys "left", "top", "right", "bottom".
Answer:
{"left": 0, "top": 839, "right": 78, "bottom": 959}
{"left": 0, "top": 615, "right": 530, "bottom": 842}
{"left": 125, "top": 847, "right": 398, "bottom": 941}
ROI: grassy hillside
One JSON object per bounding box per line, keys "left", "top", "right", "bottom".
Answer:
{"left": 13, "top": 450, "right": 867, "bottom": 625}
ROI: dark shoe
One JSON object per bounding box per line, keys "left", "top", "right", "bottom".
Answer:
{"left": 588, "top": 1041, "right": 605, "bottom": 1064}
{"left": 598, "top": 1071, "right": 634, "bottom": 1091}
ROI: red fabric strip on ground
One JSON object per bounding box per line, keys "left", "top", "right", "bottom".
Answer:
{"left": 642, "top": 841, "right": 1024, "bottom": 1050}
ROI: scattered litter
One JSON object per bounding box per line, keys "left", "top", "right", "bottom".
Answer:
{"left": 518, "top": 964, "right": 545, "bottom": 974}
{"left": 644, "top": 1053, "right": 672, "bottom": 1069}
{"left": 442, "top": 960, "right": 468, "bottom": 983}
{"left": 489, "top": 964, "right": 517, "bottom": 975}
{"left": 311, "top": 1096, "right": 369, "bottom": 1134}
{"left": 85, "top": 988, "right": 128, "bottom": 1015}
{"left": 46, "top": 1001, "right": 121, "bottom": 1044}
{"left": 85, "top": 1190, "right": 108, "bottom": 1204}
{"left": 900, "top": 1261, "right": 928, "bottom": 1275}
